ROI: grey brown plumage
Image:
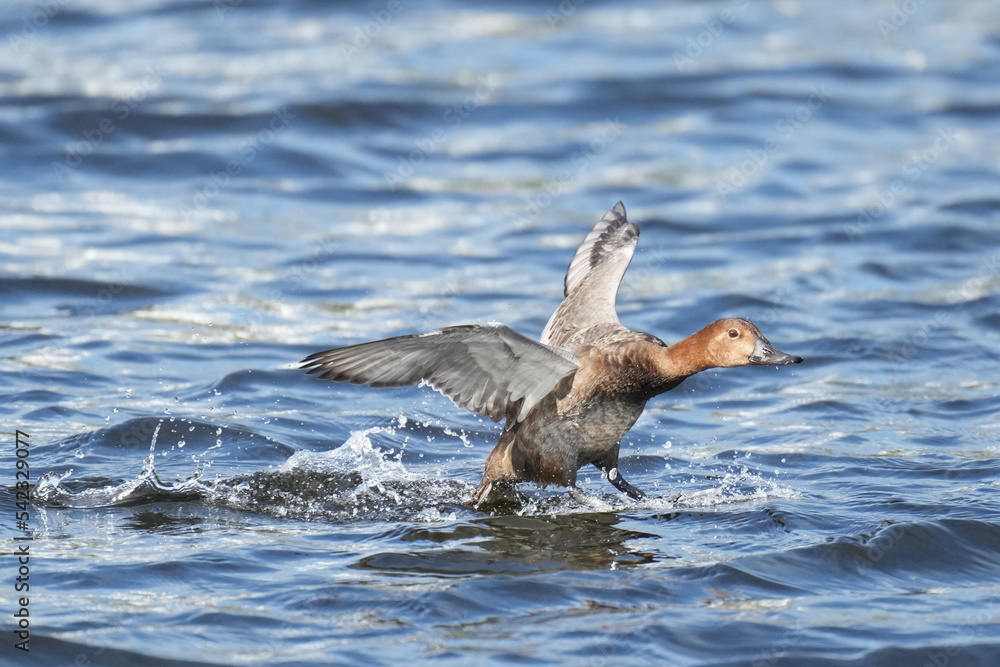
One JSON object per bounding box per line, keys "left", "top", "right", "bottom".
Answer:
{"left": 301, "top": 324, "right": 577, "bottom": 423}
{"left": 302, "top": 202, "right": 802, "bottom": 506}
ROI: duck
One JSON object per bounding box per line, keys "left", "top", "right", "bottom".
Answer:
{"left": 301, "top": 202, "right": 802, "bottom": 506}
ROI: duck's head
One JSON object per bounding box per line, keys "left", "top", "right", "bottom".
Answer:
{"left": 704, "top": 317, "right": 803, "bottom": 368}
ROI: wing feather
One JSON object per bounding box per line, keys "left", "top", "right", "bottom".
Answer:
{"left": 301, "top": 323, "right": 578, "bottom": 422}
{"left": 541, "top": 201, "right": 639, "bottom": 348}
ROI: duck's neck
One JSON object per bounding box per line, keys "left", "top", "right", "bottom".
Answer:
{"left": 651, "top": 328, "right": 717, "bottom": 380}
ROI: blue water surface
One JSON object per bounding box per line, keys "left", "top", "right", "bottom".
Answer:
{"left": 2, "top": 0, "right": 1000, "bottom": 665}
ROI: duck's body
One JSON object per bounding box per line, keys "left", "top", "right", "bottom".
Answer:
{"left": 302, "top": 203, "right": 801, "bottom": 505}
{"left": 482, "top": 329, "right": 675, "bottom": 499}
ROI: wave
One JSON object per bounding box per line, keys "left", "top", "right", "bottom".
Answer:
{"left": 31, "top": 418, "right": 799, "bottom": 526}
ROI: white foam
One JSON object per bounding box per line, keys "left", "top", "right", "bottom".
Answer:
{"left": 279, "top": 426, "right": 412, "bottom": 482}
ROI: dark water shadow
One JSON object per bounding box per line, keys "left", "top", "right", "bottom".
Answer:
{"left": 353, "top": 511, "right": 660, "bottom": 576}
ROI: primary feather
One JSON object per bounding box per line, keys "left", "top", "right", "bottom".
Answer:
{"left": 301, "top": 323, "right": 578, "bottom": 423}
{"left": 540, "top": 201, "right": 638, "bottom": 350}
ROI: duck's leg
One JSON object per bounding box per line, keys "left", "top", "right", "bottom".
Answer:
{"left": 606, "top": 466, "right": 646, "bottom": 500}
{"left": 592, "top": 446, "right": 646, "bottom": 500}
{"left": 591, "top": 459, "right": 645, "bottom": 500}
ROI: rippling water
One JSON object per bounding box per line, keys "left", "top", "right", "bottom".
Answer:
{"left": 3, "top": 0, "right": 1000, "bottom": 665}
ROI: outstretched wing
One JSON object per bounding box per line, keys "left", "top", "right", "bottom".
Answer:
{"left": 541, "top": 201, "right": 639, "bottom": 348}
{"left": 301, "top": 323, "right": 578, "bottom": 423}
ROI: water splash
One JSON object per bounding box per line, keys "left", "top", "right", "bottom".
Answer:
{"left": 510, "top": 464, "right": 800, "bottom": 516}
{"left": 31, "top": 460, "right": 205, "bottom": 509}
{"left": 32, "top": 424, "right": 473, "bottom": 522}
{"left": 31, "top": 418, "right": 796, "bottom": 521}
{"left": 31, "top": 419, "right": 203, "bottom": 509}
{"left": 280, "top": 426, "right": 412, "bottom": 481}
{"left": 223, "top": 426, "right": 472, "bottom": 522}
{"left": 668, "top": 466, "right": 799, "bottom": 508}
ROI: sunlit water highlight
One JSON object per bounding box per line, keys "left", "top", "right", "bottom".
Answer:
{"left": 3, "top": 0, "right": 1000, "bottom": 665}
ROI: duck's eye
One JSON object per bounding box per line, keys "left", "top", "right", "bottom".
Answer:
{"left": 728, "top": 329, "right": 740, "bottom": 339}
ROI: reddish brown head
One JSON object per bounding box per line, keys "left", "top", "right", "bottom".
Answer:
{"left": 695, "top": 317, "right": 803, "bottom": 369}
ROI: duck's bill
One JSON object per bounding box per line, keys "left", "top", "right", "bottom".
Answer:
{"left": 748, "top": 335, "right": 803, "bottom": 365}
